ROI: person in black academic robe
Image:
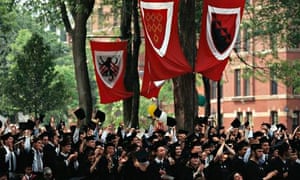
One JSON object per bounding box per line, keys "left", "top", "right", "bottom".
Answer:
{"left": 245, "top": 143, "right": 278, "bottom": 180}
{"left": 287, "top": 149, "right": 300, "bottom": 180}
{"left": 55, "top": 140, "right": 79, "bottom": 180}
{"left": 147, "top": 144, "right": 175, "bottom": 180}
{"left": 42, "top": 131, "right": 59, "bottom": 178}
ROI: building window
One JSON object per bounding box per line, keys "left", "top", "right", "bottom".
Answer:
{"left": 246, "top": 112, "right": 253, "bottom": 125}
{"left": 243, "top": 77, "right": 250, "bottom": 96}
{"left": 235, "top": 69, "right": 241, "bottom": 96}
{"left": 292, "top": 111, "right": 300, "bottom": 130}
{"left": 234, "top": 30, "right": 241, "bottom": 52}
{"left": 242, "top": 28, "right": 250, "bottom": 51}
{"left": 270, "top": 71, "right": 278, "bottom": 95}
{"left": 271, "top": 111, "right": 278, "bottom": 125}
{"left": 237, "top": 112, "right": 243, "bottom": 123}
{"left": 211, "top": 81, "right": 217, "bottom": 99}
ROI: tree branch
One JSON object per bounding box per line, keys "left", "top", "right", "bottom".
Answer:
{"left": 59, "top": 1, "right": 73, "bottom": 34}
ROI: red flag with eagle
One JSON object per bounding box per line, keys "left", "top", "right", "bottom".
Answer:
{"left": 195, "top": 0, "right": 245, "bottom": 81}
{"left": 90, "top": 40, "right": 133, "bottom": 104}
{"left": 139, "top": 0, "right": 192, "bottom": 81}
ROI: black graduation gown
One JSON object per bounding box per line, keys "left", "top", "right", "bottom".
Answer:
{"left": 42, "top": 143, "right": 57, "bottom": 177}
{"left": 0, "top": 147, "right": 8, "bottom": 176}
{"left": 95, "top": 155, "right": 119, "bottom": 180}
{"left": 55, "top": 152, "right": 78, "bottom": 180}
{"left": 204, "top": 159, "right": 232, "bottom": 180}
{"left": 267, "top": 157, "right": 289, "bottom": 180}
{"left": 120, "top": 158, "right": 152, "bottom": 180}
{"left": 287, "top": 161, "right": 300, "bottom": 180}
{"left": 148, "top": 159, "right": 175, "bottom": 180}
{"left": 230, "top": 156, "right": 247, "bottom": 177}
{"left": 245, "top": 160, "right": 266, "bottom": 180}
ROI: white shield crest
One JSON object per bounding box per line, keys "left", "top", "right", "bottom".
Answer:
{"left": 94, "top": 51, "right": 123, "bottom": 88}
{"left": 206, "top": 5, "right": 241, "bottom": 60}
{"left": 140, "top": 1, "right": 173, "bottom": 57}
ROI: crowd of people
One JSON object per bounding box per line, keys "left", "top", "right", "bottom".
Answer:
{"left": 1, "top": 112, "right": 300, "bottom": 180}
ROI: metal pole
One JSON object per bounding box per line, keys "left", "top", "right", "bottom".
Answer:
{"left": 217, "top": 80, "right": 222, "bottom": 127}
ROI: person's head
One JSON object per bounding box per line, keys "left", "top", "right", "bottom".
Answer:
{"left": 48, "top": 130, "right": 59, "bottom": 146}
{"left": 105, "top": 143, "right": 115, "bottom": 156}
{"left": 176, "top": 129, "right": 188, "bottom": 142}
{"left": 260, "top": 137, "right": 270, "bottom": 154}
{"left": 289, "top": 148, "right": 299, "bottom": 162}
{"left": 87, "top": 149, "right": 95, "bottom": 162}
{"left": 32, "top": 137, "right": 43, "bottom": 151}
{"left": 95, "top": 142, "right": 105, "bottom": 157}
{"left": 0, "top": 173, "right": 7, "bottom": 180}
{"left": 155, "top": 145, "right": 167, "bottom": 159}
{"left": 189, "top": 153, "right": 201, "bottom": 167}
{"left": 60, "top": 140, "right": 72, "bottom": 153}
{"left": 232, "top": 172, "right": 243, "bottom": 180}
{"left": 1, "top": 133, "right": 14, "bottom": 147}
{"left": 251, "top": 143, "right": 264, "bottom": 160}
{"left": 40, "top": 132, "right": 49, "bottom": 147}
{"left": 85, "top": 135, "right": 96, "bottom": 149}
{"left": 174, "top": 145, "right": 182, "bottom": 157}
{"left": 24, "top": 166, "right": 33, "bottom": 176}
{"left": 191, "top": 141, "right": 202, "bottom": 155}
{"left": 236, "top": 142, "right": 248, "bottom": 157}
{"left": 276, "top": 141, "right": 290, "bottom": 157}
{"left": 43, "top": 167, "right": 53, "bottom": 180}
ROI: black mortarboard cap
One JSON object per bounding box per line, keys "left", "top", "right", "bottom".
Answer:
{"left": 60, "top": 139, "right": 72, "bottom": 146}
{"left": 167, "top": 116, "right": 176, "bottom": 127}
{"left": 177, "top": 129, "right": 188, "bottom": 135}
{"left": 96, "top": 141, "right": 105, "bottom": 148}
{"left": 95, "top": 110, "right": 106, "bottom": 123}
{"left": 74, "top": 107, "right": 85, "bottom": 120}
{"left": 87, "top": 120, "right": 97, "bottom": 130}
{"left": 18, "top": 122, "right": 27, "bottom": 130}
{"left": 105, "top": 142, "right": 115, "bottom": 148}
{"left": 253, "top": 131, "right": 264, "bottom": 139}
{"left": 62, "top": 132, "right": 72, "bottom": 141}
{"left": 1, "top": 132, "right": 13, "bottom": 141}
{"left": 195, "top": 116, "right": 208, "bottom": 125}
{"left": 231, "top": 118, "right": 241, "bottom": 128}
{"left": 85, "top": 135, "right": 96, "bottom": 141}
{"left": 27, "top": 120, "right": 35, "bottom": 130}
{"left": 20, "top": 120, "right": 35, "bottom": 131}
{"left": 272, "top": 141, "right": 289, "bottom": 154}
{"left": 259, "top": 136, "right": 269, "bottom": 144}
{"left": 261, "top": 122, "right": 271, "bottom": 129}
{"left": 190, "top": 152, "right": 199, "bottom": 158}
{"left": 251, "top": 143, "right": 262, "bottom": 151}
{"left": 276, "top": 123, "right": 287, "bottom": 131}
{"left": 235, "top": 140, "right": 248, "bottom": 151}
{"left": 135, "top": 150, "right": 149, "bottom": 163}
{"left": 153, "top": 107, "right": 162, "bottom": 118}
{"left": 32, "top": 136, "right": 42, "bottom": 143}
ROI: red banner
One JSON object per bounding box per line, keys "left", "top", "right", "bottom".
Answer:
{"left": 90, "top": 40, "right": 133, "bottom": 104}
{"left": 195, "top": 0, "right": 245, "bottom": 81}
{"left": 140, "top": 0, "right": 192, "bottom": 81}
{"left": 140, "top": 62, "right": 165, "bottom": 98}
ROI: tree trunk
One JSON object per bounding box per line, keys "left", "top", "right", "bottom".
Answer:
{"left": 174, "top": 0, "right": 198, "bottom": 133}
{"left": 203, "top": 76, "right": 211, "bottom": 117}
{"left": 72, "top": 23, "right": 93, "bottom": 123}
{"left": 121, "top": 0, "right": 140, "bottom": 128}
{"left": 130, "top": 0, "right": 141, "bottom": 128}
{"left": 64, "top": 1, "right": 95, "bottom": 123}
